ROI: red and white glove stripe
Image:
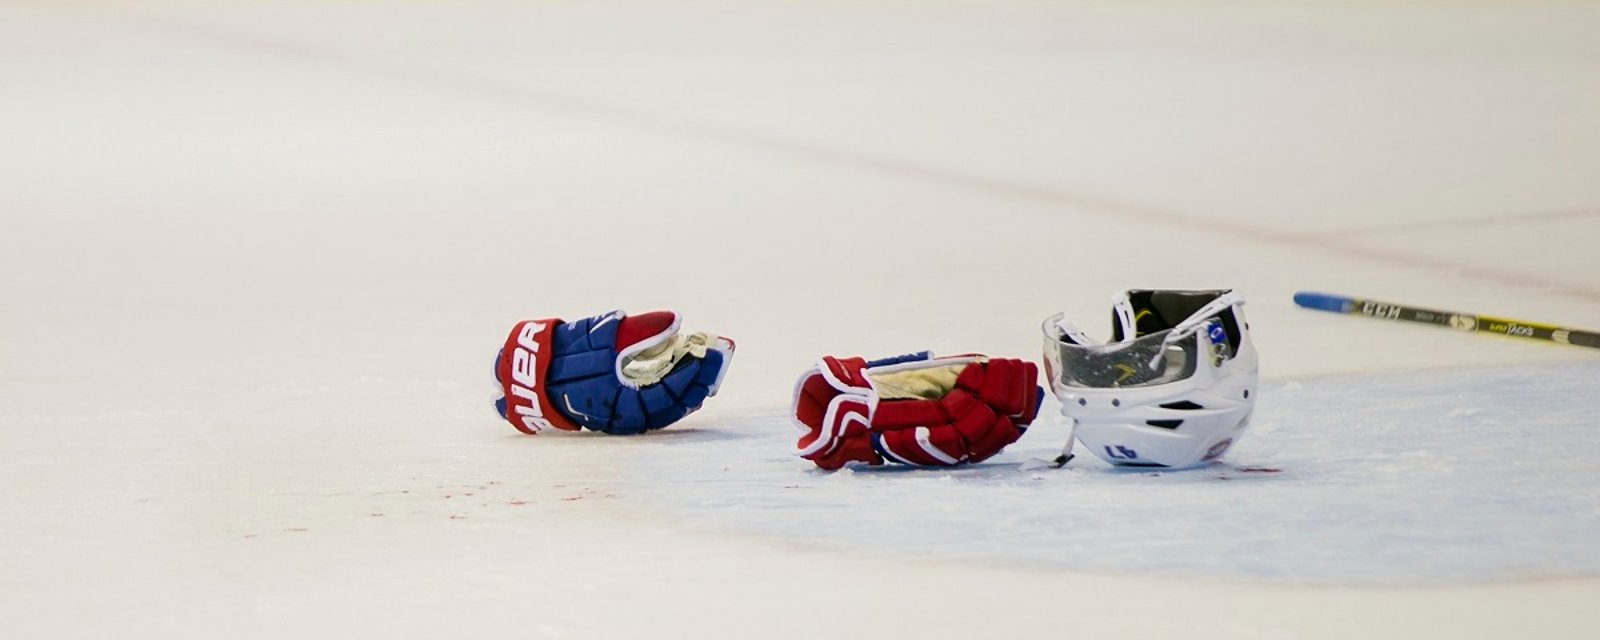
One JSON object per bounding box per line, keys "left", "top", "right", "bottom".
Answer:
{"left": 791, "top": 356, "right": 872, "bottom": 460}
{"left": 497, "top": 319, "right": 580, "bottom": 434}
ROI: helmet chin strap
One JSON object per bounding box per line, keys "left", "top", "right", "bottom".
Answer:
{"left": 1048, "top": 417, "right": 1079, "bottom": 468}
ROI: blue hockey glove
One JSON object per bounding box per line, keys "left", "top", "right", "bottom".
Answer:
{"left": 493, "top": 310, "right": 734, "bottom": 435}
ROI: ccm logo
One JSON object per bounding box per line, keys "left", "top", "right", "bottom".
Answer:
{"left": 1360, "top": 302, "right": 1401, "bottom": 320}
{"left": 506, "top": 321, "right": 557, "bottom": 433}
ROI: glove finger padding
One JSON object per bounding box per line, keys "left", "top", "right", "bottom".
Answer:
{"left": 792, "top": 352, "right": 1043, "bottom": 470}
{"left": 494, "top": 310, "right": 733, "bottom": 435}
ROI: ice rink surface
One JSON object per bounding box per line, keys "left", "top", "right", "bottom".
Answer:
{"left": 3, "top": 1, "right": 1599, "bottom": 637}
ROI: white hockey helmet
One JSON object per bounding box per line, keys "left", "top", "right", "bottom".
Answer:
{"left": 1041, "top": 289, "right": 1258, "bottom": 469}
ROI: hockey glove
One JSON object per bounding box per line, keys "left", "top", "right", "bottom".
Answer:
{"left": 493, "top": 310, "right": 734, "bottom": 435}
{"left": 792, "top": 352, "right": 1043, "bottom": 470}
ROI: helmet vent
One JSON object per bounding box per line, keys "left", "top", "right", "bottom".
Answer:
{"left": 1146, "top": 419, "right": 1184, "bottom": 429}
{"left": 1159, "top": 401, "right": 1204, "bottom": 411}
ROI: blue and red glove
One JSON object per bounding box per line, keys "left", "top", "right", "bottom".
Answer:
{"left": 792, "top": 352, "right": 1043, "bottom": 470}
{"left": 493, "top": 310, "right": 734, "bottom": 435}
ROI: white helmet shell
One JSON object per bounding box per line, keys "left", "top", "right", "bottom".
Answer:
{"left": 1043, "top": 290, "right": 1258, "bottom": 469}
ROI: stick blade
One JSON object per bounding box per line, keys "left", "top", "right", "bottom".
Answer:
{"left": 1293, "top": 291, "right": 1353, "bottom": 313}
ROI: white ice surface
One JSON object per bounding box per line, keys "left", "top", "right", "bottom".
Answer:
{"left": 634, "top": 364, "right": 1600, "bottom": 585}
{"left": 2, "top": 1, "right": 1599, "bottom": 638}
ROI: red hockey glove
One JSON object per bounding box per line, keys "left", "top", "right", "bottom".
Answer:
{"left": 792, "top": 352, "right": 1043, "bottom": 470}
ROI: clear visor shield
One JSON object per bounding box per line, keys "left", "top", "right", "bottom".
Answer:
{"left": 1043, "top": 318, "right": 1216, "bottom": 389}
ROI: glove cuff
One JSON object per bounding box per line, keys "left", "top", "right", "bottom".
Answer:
{"left": 497, "top": 319, "right": 580, "bottom": 434}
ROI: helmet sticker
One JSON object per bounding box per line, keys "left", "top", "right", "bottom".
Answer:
{"left": 1203, "top": 438, "right": 1234, "bottom": 461}
{"left": 1206, "top": 320, "right": 1229, "bottom": 363}
{"left": 1104, "top": 445, "right": 1139, "bottom": 461}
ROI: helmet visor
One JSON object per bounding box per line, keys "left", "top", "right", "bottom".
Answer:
{"left": 1044, "top": 325, "right": 1201, "bottom": 389}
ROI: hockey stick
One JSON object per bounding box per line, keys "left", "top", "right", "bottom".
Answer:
{"left": 1293, "top": 291, "right": 1600, "bottom": 350}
